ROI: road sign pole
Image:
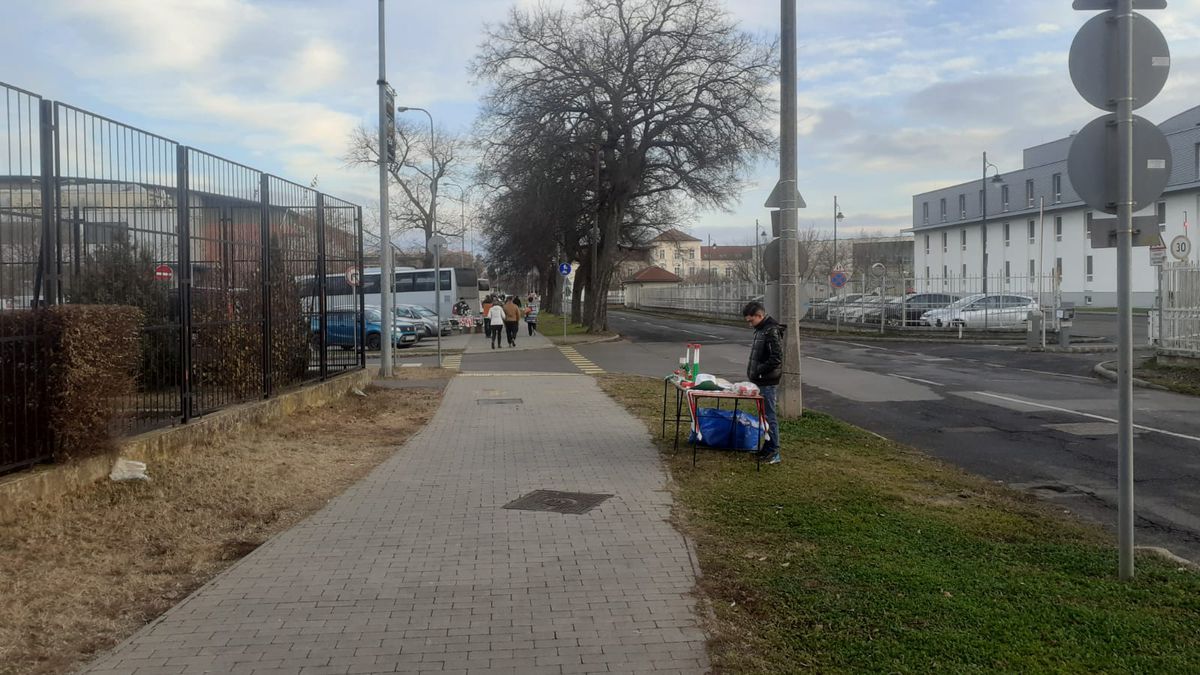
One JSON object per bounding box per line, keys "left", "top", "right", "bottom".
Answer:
{"left": 435, "top": 242, "right": 442, "bottom": 368}
{"left": 1116, "top": 0, "right": 1136, "bottom": 581}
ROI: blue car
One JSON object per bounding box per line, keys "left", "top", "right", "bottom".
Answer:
{"left": 313, "top": 306, "right": 418, "bottom": 350}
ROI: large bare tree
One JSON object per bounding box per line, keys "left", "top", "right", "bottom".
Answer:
{"left": 345, "top": 118, "right": 470, "bottom": 264}
{"left": 473, "top": 0, "right": 777, "bottom": 331}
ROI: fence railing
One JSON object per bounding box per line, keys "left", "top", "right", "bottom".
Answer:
{"left": 627, "top": 274, "right": 1063, "bottom": 332}
{"left": 1157, "top": 263, "right": 1200, "bottom": 355}
{"left": 0, "top": 82, "right": 365, "bottom": 475}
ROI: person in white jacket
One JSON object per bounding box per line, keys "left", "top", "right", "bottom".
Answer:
{"left": 487, "top": 301, "right": 506, "bottom": 349}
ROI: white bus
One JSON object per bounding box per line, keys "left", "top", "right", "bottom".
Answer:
{"left": 306, "top": 267, "right": 481, "bottom": 317}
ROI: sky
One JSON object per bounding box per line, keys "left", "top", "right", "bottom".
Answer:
{"left": 6, "top": 0, "right": 1200, "bottom": 251}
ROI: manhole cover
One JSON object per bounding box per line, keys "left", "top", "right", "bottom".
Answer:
{"left": 477, "top": 398, "right": 523, "bottom": 405}
{"left": 503, "top": 490, "right": 613, "bottom": 515}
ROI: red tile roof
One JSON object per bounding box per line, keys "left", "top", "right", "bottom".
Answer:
{"left": 701, "top": 245, "right": 753, "bottom": 261}
{"left": 649, "top": 228, "right": 702, "bottom": 243}
{"left": 627, "top": 266, "right": 684, "bottom": 283}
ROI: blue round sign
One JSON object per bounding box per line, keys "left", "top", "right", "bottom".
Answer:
{"left": 830, "top": 271, "right": 848, "bottom": 288}
{"left": 558, "top": 263, "right": 572, "bottom": 276}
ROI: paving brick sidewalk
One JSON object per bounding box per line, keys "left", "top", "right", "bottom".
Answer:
{"left": 84, "top": 374, "right": 709, "bottom": 675}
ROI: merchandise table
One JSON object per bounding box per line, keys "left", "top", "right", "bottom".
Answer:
{"left": 660, "top": 377, "right": 770, "bottom": 470}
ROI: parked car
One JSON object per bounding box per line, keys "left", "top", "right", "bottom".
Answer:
{"left": 886, "top": 293, "right": 961, "bottom": 326}
{"left": 808, "top": 293, "right": 863, "bottom": 320}
{"left": 314, "top": 306, "right": 419, "bottom": 351}
{"left": 920, "top": 293, "right": 1039, "bottom": 328}
{"left": 839, "top": 295, "right": 889, "bottom": 323}
{"left": 394, "top": 304, "right": 453, "bottom": 337}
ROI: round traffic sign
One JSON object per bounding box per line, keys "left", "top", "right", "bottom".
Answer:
{"left": 558, "top": 262, "right": 572, "bottom": 276}
{"left": 1067, "top": 113, "right": 1171, "bottom": 215}
{"left": 830, "top": 271, "right": 848, "bottom": 289}
{"left": 153, "top": 264, "right": 174, "bottom": 282}
{"left": 1070, "top": 11, "right": 1170, "bottom": 112}
{"left": 345, "top": 265, "right": 362, "bottom": 287}
{"left": 870, "top": 262, "right": 886, "bottom": 277}
{"left": 1171, "top": 235, "right": 1192, "bottom": 261}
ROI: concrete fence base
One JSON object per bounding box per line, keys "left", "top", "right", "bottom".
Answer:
{"left": 0, "top": 369, "right": 373, "bottom": 517}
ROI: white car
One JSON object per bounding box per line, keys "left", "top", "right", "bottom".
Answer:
{"left": 920, "top": 293, "right": 1039, "bottom": 328}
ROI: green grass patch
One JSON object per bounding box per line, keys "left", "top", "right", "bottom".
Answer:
{"left": 1137, "top": 358, "right": 1200, "bottom": 397}
{"left": 600, "top": 374, "right": 1200, "bottom": 674}
{"left": 538, "top": 312, "right": 594, "bottom": 336}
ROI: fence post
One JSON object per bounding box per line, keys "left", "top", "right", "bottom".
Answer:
{"left": 316, "top": 192, "right": 328, "bottom": 380}
{"left": 260, "top": 173, "right": 272, "bottom": 399}
{"left": 356, "top": 205, "right": 366, "bottom": 369}
{"left": 38, "top": 100, "right": 59, "bottom": 305}
{"left": 176, "top": 146, "right": 193, "bottom": 423}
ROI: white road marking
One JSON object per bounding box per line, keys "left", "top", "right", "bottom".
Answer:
{"left": 974, "top": 392, "right": 1200, "bottom": 444}
{"left": 806, "top": 356, "right": 842, "bottom": 365}
{"left": 892, "top": 374, "right": 943, "bottom": 387}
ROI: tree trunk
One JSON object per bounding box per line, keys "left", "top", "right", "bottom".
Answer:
{"left": 570, "top": 259, "right": 586, "bottom": 325}
{"left": 583, "top": 201, "right": 625, "bottom": 332}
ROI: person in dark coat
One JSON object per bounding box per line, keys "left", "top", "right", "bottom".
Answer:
{"left": 743, "top": 301, "right": 784, "bottom": 464}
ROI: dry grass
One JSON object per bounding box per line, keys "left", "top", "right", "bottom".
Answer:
{"left": 0, "top": 378, "right": 449, "bottom": 675}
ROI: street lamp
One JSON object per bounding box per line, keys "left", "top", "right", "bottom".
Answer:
{"left": 833, "top": 195, "right": 845, "bottom": 276}
{"left": 442, "top": 182, "right": 468, "bottom": 263}
{"left": 981, "top": 152, "right": 1004, "bottom": 293}
{"left": 396, "top": 105, "right": 437, "bottom": 253}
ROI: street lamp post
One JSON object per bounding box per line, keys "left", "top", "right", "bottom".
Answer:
{"left": 396, "top": 106, "right": 437, "bottom": 255}
{"left": 443, "top": 182, "right": 468, "bottom": 263}
{"left": 833, "top": 196, "right": 845, "bottom": 274}
{"left": 981, "top": 152, "right": 1004, "bottom": 293}
{"left": 376, "top": 0, "right": 393, "bottom": 378}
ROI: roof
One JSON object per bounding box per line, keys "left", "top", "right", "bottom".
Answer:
{"left": 701, "top": 245, "right": 752, "bottom": 261}
{"left": 649, "top": 228, "right": 702, "bottom": 243}
{"left": 627, "top": 266, "right": 683, "bottom": 283}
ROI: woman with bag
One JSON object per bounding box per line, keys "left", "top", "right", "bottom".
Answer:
{"left": 487, "top": 300, "right": 506, "bottom": 349}
{"left": 524, "top": 295, "right": 539, "bottom": 336}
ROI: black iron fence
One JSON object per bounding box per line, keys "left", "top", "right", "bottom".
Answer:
{"left": 0, "top": 82, "right": 365, "bottom": 475}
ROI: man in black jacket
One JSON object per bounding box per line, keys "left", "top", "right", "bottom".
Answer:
{"left": 743, "top": 301, "right": 783, "bottom": 464}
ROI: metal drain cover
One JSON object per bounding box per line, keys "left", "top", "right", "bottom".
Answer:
{"left": 477, "top": 398, "right": 523, "bottom": 405}
{"left": 503, "top": 490, "right": 613, "bottom": 515}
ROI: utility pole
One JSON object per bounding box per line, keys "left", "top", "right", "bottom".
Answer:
{"left": 1114, "top": 0, "right": 1136, "bottom": 581}
{"left": 774, "top": 0, "right": 804, "bottom": 418}
{"left": 376, "top": 0, "right": 393, "bottom": 377}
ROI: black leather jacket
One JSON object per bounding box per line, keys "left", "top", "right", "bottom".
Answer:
{"left": 747, "top": 316, "right": 784, "bottom": 386}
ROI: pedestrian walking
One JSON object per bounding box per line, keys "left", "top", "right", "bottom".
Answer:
{"left": 742, "top": 301, "right": 783, "bottom": 465}
{"left": 482, "top": 295, "right": 495, "bottom": 338}
{"left": 503, "top": 296, "right": 521, "bottom": 347}
{"left": 525, "top": 295, "right": 539, "bottom": 336}
{"left": 487, "top": 300, "right": 506, "bottom": 349}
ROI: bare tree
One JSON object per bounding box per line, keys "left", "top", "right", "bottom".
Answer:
{"left": 473, "top": 0, "right": 777, "bottom": 332}
{"left": 345, "top": 118, "right": 470, "bottom": 263}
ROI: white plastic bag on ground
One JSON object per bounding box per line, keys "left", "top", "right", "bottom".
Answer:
{"left": 110, "top": 458, "right": 150, "bottom": 482}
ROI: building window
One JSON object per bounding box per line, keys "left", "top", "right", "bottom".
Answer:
{"left": 962, "top": 263, "right": 967, "bottom": 277}
{"left": 1029, "top": 259, "right": 1036, "bottom": 277}
{"left": 1028, "top": 220, "right": 1036, "bottom": 244}
{"left": 925, "top": 266, "right": 930, "bottom": 280}
{"left": 923, "top": 201, "right": 929, "bottom": 225}
{"left": 688, "top": 266, "right": 695, "bottom": 276}
{"left": 657, "top": 249, "right": 665, "bottom": 260}
{"left": 1026, "top": 179, "right": 1035, "bottom": 207}
{"left": 942, "top": 265, "right": 948, "bottom": 284}
{"left": 1085, "top": 211, "right": 1093, "bottom": 241}
{"left": 1004, "top": 222, "right": 1010, "bottom": 247}
{"left": 1001, "top": 185, "right": 1010, "bottom": 211}
{"left": 942, "top": 231, "right": 948, "bottom": 253}
{"left": 940, "top": 198, "right": 947, "bottom": 222}
{"left": 1086, "top": 255, "right": 1094, "bottom": 282}
{"left": 1157, "top": 200, "right": 1167, "bottom": 230}
{"left": 1056, "top": 257, "right": 1063, "bottom": 279}
{"left": 1052, "top": 173, "right": 1062, "bottom": 203}
{"left": 674, "top": 265, "right": 682, "bottom": 276}
{"left": 1005, "top": 260, "right": 1011, "bottom": 283}
{"left": 1055, "top": 216, "right": 1063, "bottom": 242}
{"left": 1085, "top": 294, "right": 1093, "bottom": 306}
{"left": 961, "top": 229, "right": 967, "bottom": 251}
{"left": 924, "top": 234, "right": 930, "bottom": 255}
{"left": 1195, "top": 143, "right": 1200, "bottom": 180}
{"left": 959, "top": 194, "right": 967, "bottom": 219}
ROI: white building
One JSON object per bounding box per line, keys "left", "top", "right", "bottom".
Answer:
{"left": 911, "top": 105, "right": 1200, "bottom": 307}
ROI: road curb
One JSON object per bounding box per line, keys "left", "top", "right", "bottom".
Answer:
{"left": 1137, "top": 546, "right": 1200, "bottom": 571}
{"left": 1022, "top": 344, "right": 1118, "bottom": 354}
{"left": 548, "top": 333, "right": 623, "bottom": 347}
{"left": 1092, "top": 360, "right": 1170, "bottom": 391}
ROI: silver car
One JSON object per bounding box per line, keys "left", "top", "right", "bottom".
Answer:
{"left": 394, "top": 304, "right": 453, "bottom": 337}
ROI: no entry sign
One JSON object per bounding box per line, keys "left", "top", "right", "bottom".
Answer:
{"left": 154, "top": 264, "right": 174, "bottom": 282}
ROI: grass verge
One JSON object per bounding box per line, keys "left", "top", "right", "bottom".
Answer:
{"left": 0, "top": 370, "right": 451, "bottom": 675}
{"left": 599, "top": 374, "right": 1200, "bottom": 674}
{"left": 1136, "top": 357, "right": 1200, "bottom": 396}
{"left": 537, "top": 312, "right": 617, "bottom": 344}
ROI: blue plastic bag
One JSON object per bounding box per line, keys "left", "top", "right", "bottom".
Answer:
{"left": 688, "top": 408, "right": 761, "bottom": 451}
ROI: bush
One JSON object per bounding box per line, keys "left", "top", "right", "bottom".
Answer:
{"left": 0, "top": 305, "right": 142, "bottom": 464}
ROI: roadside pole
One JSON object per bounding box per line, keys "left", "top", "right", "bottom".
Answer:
{"left": 774, "top": 0, "right": 804, "bottom": 418}
{"left": 1115, "top": 0, "right": 1135, "bottom": 579}
{"left": 430, "top": 235, "right": 446, "bottom": 368}
{"left": 1039, "top": 197, "right": 1047, "bottom": 348}
{"left": 376, "top": 0, "right": 394, "bottom": 377}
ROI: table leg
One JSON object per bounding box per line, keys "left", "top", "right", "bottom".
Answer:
{"left": 673, "top": 388, "right": 684, "bottom": 452}
{"left": 730, "top": 398, "right": 740, "bottom": 454}
{"left": 661, "top": 380, "right": 668, "bottom": 439}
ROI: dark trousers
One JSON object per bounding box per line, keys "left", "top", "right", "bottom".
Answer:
{"left": 526, "top": 321, "right": 537, "bottom": 336}
{"left": 504, "top": 321, "right": 518, "bottom": 345}
{"left": 483, "top": 318, "right": 491, "bottom": 336}
{"left": 490, "top": 323, "right": 503, "bottom": 348}
{"left": 760, "top": 384, "right": 779, "bottom": 455}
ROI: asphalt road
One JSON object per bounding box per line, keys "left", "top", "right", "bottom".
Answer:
{"left": 581, "top": 310, "right": 1200, "bottom": 563}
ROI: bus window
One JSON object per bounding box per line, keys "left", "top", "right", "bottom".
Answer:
{"left": 413, "top": 271, "right": 435, "bottom": 292}
{"left": 394, "top": 271, "right": 415, "bottom": 292}
{"left": 455, "top": 267, "right": 478, "bottom": 289}
{"left": 440, "top": 270, "right": 452, "bottom": 288}
{"left": 361, "top": 273, "right": 381, "bottom": 294}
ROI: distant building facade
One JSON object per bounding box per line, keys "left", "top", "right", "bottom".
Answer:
{"left": 911, "top": 104, "right": 1200, "bottom": 306}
